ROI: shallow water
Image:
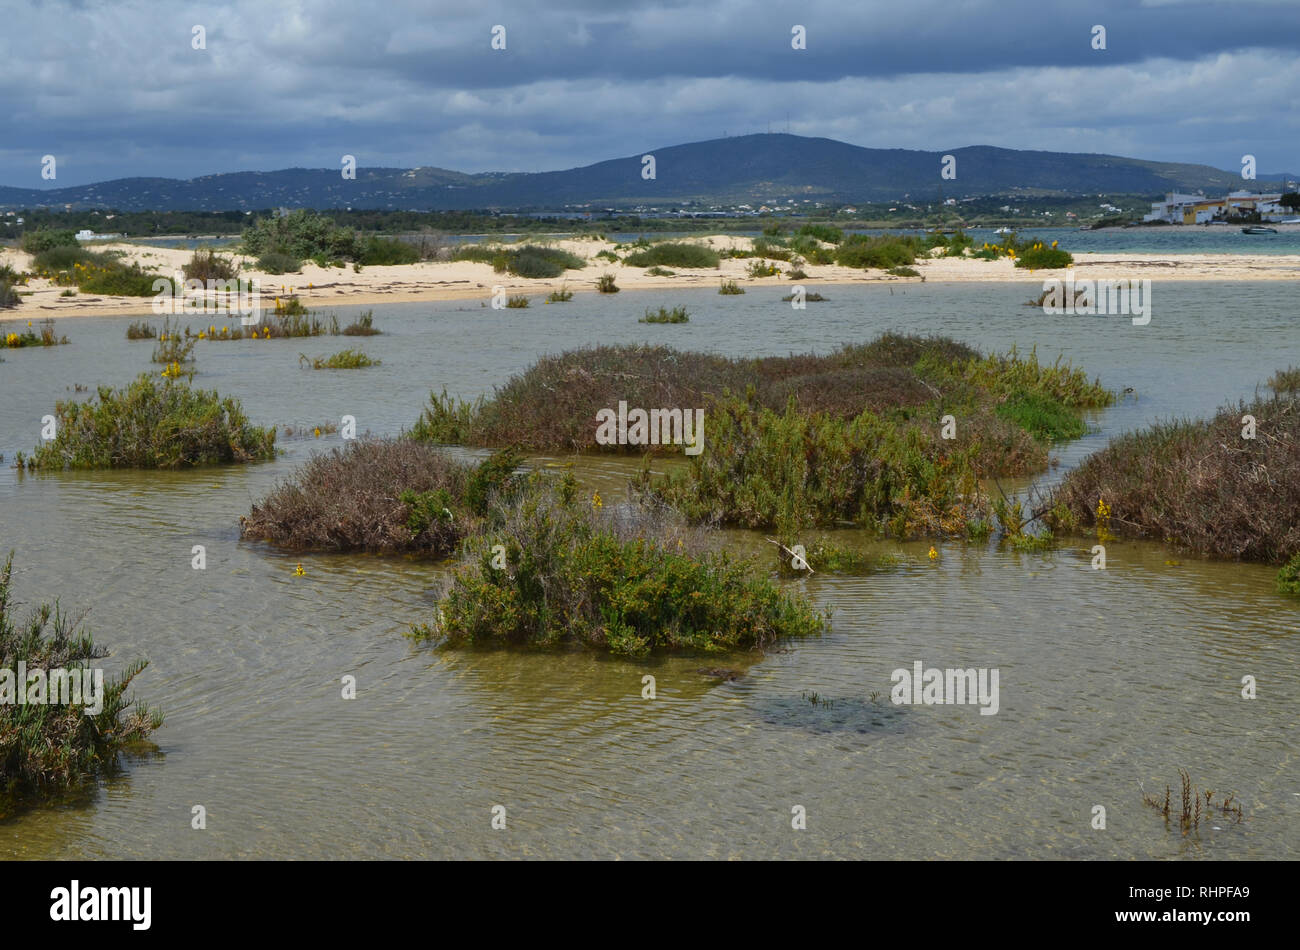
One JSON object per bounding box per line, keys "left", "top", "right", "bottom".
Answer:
{"left": 0, "top": 280, "right": 1296, "bottom": 858}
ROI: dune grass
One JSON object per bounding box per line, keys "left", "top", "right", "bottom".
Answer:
{"left": 622, "top": 242, "right": 720, "bottom": 269}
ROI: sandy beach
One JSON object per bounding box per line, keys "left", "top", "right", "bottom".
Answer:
{"left": 3, "top": 235, "right": 1298, "bottom": 318}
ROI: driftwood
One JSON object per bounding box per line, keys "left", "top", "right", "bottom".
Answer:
{"left": 765, "top": 537, "right": 815, "bottom": 574}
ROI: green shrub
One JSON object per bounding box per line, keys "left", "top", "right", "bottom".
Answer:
{"left": 0, "top": 553, "right": 161, "bottom": 817}
{"left": 596, "top": 273, "right": 619, "bottom": 293}
{"left": 747, "top": 259, "right": 780, "bottom": 277}
{"left": 506, "top": 245, "right": 585, "bottom": 278}
{"left": 241, "top": 209, "right": 359, "bottom": 261}
{"left": 797, "top": 224, "right": 844, "bottom": 244}
{"left": 546, "top": 286, "right": 574, "bottom": 303}
{"left": 751, "top": 239, "right": 793, "bottom": 262}
{"left": 834, "top": 235, "right": 922, "bottom": 269}
{"left": 257, "top": 250, "right": 302, "bottom": 274}
{"left": 76, "top": 261, "right": 163, "bottom": 296}
{"left": 1014, "top": 244, "right": 1073, "bottom": 269}
{"left": 0, "top": 280, "right": 18, "bottom": 309}
{"left": 358, "top": 235, "right": 419, "bottom": 266}
{"left": 994, "top": 391, "right": 1086, "bottom": 443}
{"left": 505, "top": 295, "right": 530, "bottom": 309}
{"left": 1277, "top": 553, "right": 1300, "bottom": 596}
{"left": 410, "top": 475, "right": 827, "bottom": 656}
{"left": 126, "top": 320, "right": 157, "bottom": 340}
{"left": 622, "top": 242, "right": 720, "bottom": 269}
{"left": 21, "top": 373, "right": 275, "bottom": 469}
{"left": 645, "top": 266, "right": 675, "bottom": 276}
{"left": 887, "top": 265, "right": 920, "bottom": 277}
{"left": 20, "top": 230, "right": 79, "bottom": 254}
{"left": 718, "top": 279, "right": 744, "bottom": 295}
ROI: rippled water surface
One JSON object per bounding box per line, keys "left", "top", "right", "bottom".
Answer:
{"left": 0, "top": 280, "right": 1296, "bottom": 858}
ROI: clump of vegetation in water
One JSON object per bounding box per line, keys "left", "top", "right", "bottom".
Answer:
{"left": 4, "top": 318, "right": 68, "bottom": 347}
{"left": 545, "top": 286, "right": 573, "bottom": 303}
{"left": 299, "top": 348, "right": 380, "bottom": 369}
{"left": 241, "top": 441, "right": 519, "bottom": 555}
{"left": 781, "top": 291, "right": 826, "bottom": 302}
{"left": 1268, "top": 366, "right": 1300, "bottom": 393}
{"left": 622, "top": 242, "right": 720, "bottom": 269}
{"left": 505, "top": 295, "right": 530, "bottom": 309}
{"left": 772, "top": 538, "right": 900, "bottom": 576}
{"left": 341, "top": 310, "right": 380, "bottom": 335}
{"left": 1045, "top": 388, "right": 1300, "bottom": 563}
{"left": 718, "top": 279, "right": 744, "bottom": 295}
{"left": 640, "top": 305, "right": 689, "bottom": 324}
{"left": 0, "top": 552, "right": 162, "bottom": 817}
{"left": 1142, "top": 767, "right": 1244, "bottom": 833}
{"left": 125, "top": 320, "right": 157, "bottom": 340}
{"left": 596, "top": 273, "right": 619, "bottom": 293}
{"left": 151, "top": 317, "right": 196, "bottom": 363}
{"left": 410, "top": 334, "right": 1109, "bottom": 540}
{"left": 410, "top": 473, "right": 827, "bottom": 656}
{"left": 1276, "top": 552, "right": 1300, "bottom": 596}
{"left": 19, "top": 373, "right": 275, "bottom": 469}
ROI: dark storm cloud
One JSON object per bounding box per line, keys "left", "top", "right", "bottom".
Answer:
{"left": 1, "top": 0, "right": 1296, "bottom": 185}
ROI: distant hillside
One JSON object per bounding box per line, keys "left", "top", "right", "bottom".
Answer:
{"left": 0, "top": 134, "right": 1291, "bottom": 212}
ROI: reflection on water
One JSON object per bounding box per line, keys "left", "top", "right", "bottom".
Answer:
{"left": 0, "top": 281, "right": 1296, "bottom": 858}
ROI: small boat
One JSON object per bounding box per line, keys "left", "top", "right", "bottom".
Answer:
{"left": 994, "top": 227, "right": 1013, "bottom": 235}
{"left": 1241, "top": 226, "right": 1278, "bottom": 234}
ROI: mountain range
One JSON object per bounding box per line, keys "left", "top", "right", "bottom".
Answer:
{"left": 1, "top": 134, "right": 1292, "bottom": 212}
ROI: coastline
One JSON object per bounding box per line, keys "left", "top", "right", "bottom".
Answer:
{"left": 3, "top": 237, "right": 1298, "bottom": 319}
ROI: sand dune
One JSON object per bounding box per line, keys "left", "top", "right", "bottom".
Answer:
{"left": 2, "top": 236, "right": 1297, "bottom": 318}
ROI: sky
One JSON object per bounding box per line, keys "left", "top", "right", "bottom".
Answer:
{"left": 3, "top": 0, "right": 1298, "bottom": 187}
